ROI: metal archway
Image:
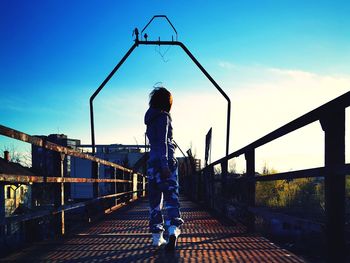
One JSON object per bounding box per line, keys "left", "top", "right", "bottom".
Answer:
{"left": 90, "top": 15, "right": 231, "bottom": 157}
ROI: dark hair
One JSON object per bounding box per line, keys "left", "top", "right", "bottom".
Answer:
{"left": 149, "top": 87, "right": 173, "bottom": 112}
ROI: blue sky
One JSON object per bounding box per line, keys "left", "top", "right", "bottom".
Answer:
{"left": 1, "top": 1, "right": 349, "bottom": 171}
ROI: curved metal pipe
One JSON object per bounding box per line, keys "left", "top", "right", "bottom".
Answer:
{"left": 136, "top": 40, "right": 231, "bottom": 156}
{"left": 90, "top": 40, "right": 231, "bottom": 157}
{"left": 141, "top": 15, "right": 178, "bottom": 40}
{"left": 90, "top": 42, "right": 138, "bottom": 154}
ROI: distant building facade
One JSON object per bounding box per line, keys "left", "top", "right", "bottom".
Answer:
{"left": 0, "top": 151, "right": 33, "bottom": 254}
{"left": 31, "top": 134, "right": 80, "bottom": 205}
{"left": 71, "top": 144, "right": 145, "bottom": 199}
{"left": 0, "top": 151, "right": 32, "bottom": 216}
{"left": 31, "top": 135, "right": 146, "bottom": 201}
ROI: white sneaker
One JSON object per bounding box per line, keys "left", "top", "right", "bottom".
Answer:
{"left": 152, "top": 233, "right": 167, "bottom": 247}
{"left": 165, "top": 226, "right": 180, "bottom": 251}
{"left": 168, "top": 225, "right": 181, "bottom": 238}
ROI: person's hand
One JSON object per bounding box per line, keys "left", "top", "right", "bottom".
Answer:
{"left": 160, "top": 167, "right": 171, "bottom": 180}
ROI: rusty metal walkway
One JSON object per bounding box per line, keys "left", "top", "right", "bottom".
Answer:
{"left": 2, "top": 196, "right": 305, "bottom": 263}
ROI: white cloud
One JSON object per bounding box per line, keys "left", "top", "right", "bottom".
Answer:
{"left": 267, "top": 67, "right": 316, "bottom": 79}
{"left": 81, "top": 63, "right": 350, "bottom": 172}
{"left": 218, "top": 61, "right": 237, "bottom": 70}
{"left": 184, "top": 63, "right": 350, "bottom": 171}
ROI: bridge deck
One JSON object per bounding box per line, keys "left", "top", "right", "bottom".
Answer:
{"left": 2, "top": 197, "right": 305, "bottom": 262}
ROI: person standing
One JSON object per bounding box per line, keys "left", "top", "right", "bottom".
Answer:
{"left": 144, "top": 87, "right": 184, "bottom": 250}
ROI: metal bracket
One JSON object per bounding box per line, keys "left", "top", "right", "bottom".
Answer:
{"left": 140, "top": 15, "right": 178, "bottom": 41}
{"left": 90, "top": 16, "right": 231, "bottom": 157}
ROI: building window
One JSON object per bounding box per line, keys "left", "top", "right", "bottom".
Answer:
{"left": 6, "top": 186, "right": 11, "bottom": 199}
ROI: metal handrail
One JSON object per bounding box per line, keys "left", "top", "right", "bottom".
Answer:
{"left": 0, "top": 190, "right": 144, "bottom": 226}
{"left": 198, "top": 90, "right": 350, "bottom": 262}
{"left": 0, "top": 125, "right": 141, "bottom": 175}
{"left": 0, "top": 125, "right": 147, "bottom": 233}
{"left": 0, "top": 173, "right": 131, "bottom": 184}
{"left": 207, "top": 90, "right": 350, "bottom": 168}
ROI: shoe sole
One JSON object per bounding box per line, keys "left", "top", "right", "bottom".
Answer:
{"left": 152, "top": 240, "right": 167, "bottom": 247}
{"left": 164, "top": 235, "right": 176, "bottom": 251}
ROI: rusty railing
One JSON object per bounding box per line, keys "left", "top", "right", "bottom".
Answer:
{"left": 185, "top": 91, "right": 350, "bottom": 262}
{"left": 0, "top": 125, "right": 146, "bottom": 240}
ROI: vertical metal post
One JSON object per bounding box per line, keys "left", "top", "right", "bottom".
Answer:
{"left": 0, "top": 183, "right": 5, "bottom": 236}
{"left": 122, "top": 171, "right": 126, "bottom": 203}
{"left": 144, "top": 133, "right": 147, "bottom": 152}
{"left": 142, "top": 176, "right": 146, "bottom": 197}
{"left": 245, "top": 149, "right": 255, "bottom": 232}
{"left": 60, "top": 153, "right": 65, "bottom": 235}
{"left": 321, "top": 108, "right": 345, "bottom": 262}
{"left": 92, "top": 162, "right": 99, "bottom": 198}
{"left": 221, "top": 159, "right": 228, "bottom": 213}
{"left": 132, "top": 173, "right": 138, "bottom": 200}
{"left": 202, "top": 168, "right": 206, "bottom": 204}
{"left": 114, "top": 168, "right": 117, "bottom": 206}
{"left": 198, "top": 169, "right": 203, "bottom": 202}
{"left": 209, "top": 165, "right": 215, "bottom": 209}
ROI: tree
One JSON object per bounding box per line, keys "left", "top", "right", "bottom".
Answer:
{"left": 1, "top": 144, "right": 31, "bottom": 167}
{"left": 255, "top": 162, "right": 325, "bottom": 220}
{"left": 228, "top": 159, "right": 237, "bottom": 174}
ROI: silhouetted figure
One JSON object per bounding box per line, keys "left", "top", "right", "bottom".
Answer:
{"left": 144, "top": 87, "right": 184, "bottom": 250}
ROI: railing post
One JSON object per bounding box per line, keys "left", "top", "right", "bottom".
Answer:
{"left": 132, "top": 173, "right": 138, "bottom": 200}
{"left": 197, "top": 170, "right": 203, "bottom": 202}
{"left": 209, "top": 165, "right": 215, "bottom": 209}
{"left": 245, "top": 149, "right": 255, "bottom": 232}
{"left": 60, "top": 153, "right": 65, "bottom": 235}
{"left": 142, "top": 176, "right": 146, "bottom": 197}
{"left": 122, "top": 171, "right": 126, "bottom": 203}
{"left": 92, "top": 162, "right": 99, "bottom": 198}
{"left": 320, "top": 108, "right": 345, "bottom": 262}
{"left": 221, "top": 159, "right": 228, "bottom": 214}
{"left": 203, "top": 167, "right": 210, "bottom": 207}
{"left": 0, "top": 182, "right": 5, "bottom": 237}
{"left": 114, "top": 168, "right": 117, "bottom": 206}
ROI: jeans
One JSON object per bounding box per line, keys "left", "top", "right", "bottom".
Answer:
{"left": 147, "top": 166, "right": 184, "bottom": 233}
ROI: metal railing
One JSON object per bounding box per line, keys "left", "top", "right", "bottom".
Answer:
{"left": 0, "top": 125, "right": 146, "bottom": 239}
{"left": 186, "top": 91, "right": 350, "bottom": 262}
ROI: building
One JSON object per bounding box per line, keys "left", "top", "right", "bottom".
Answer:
{"left": 0, "top": 151, "right": 32, "bottom": 217}
{"left": 70, "top": 144, "right": 146, "bottom": 199}
{"left": 31, "top": 134, "right": 147, "bottom": 202}
{"left": 0, "top": 151, "right": 33, "bottom": 254}
{"left": 31, "top": 134, "right": 81, "bottom": 205}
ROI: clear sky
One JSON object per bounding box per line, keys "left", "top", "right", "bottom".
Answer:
{"left": 1, "top": 0, "right": 349, "bottom": 172}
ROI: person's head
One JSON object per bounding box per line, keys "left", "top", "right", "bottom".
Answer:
{"left": 149, "top": 87, "right": 173, "bottom": 112}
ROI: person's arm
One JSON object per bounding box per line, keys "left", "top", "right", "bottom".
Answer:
{"left": 156, "top": 113, "right": 171, "bottom": 178}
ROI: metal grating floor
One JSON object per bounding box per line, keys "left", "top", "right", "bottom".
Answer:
{"left": 1, "top": 197, "right": 305, "bottom": 262}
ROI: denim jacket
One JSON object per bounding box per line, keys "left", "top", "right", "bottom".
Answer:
{"left": 144, "top": 107, "right": 177, "bottom": 171}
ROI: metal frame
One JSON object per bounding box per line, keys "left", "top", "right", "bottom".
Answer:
{"left": 0, "top": 124, "right": 146, "bottom": 232}
{"left": 0, "top": 125, "right": 138, "bottom": 174}
{"left": 196, "top": 91, "right": 350, "bottom": 262}
{"left": 90, "top": 15, "right": 231, "bottom": 156}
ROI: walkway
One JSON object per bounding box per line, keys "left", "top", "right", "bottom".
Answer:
{"left": 1, "top": 197, "right": 305, "bottom": 262}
